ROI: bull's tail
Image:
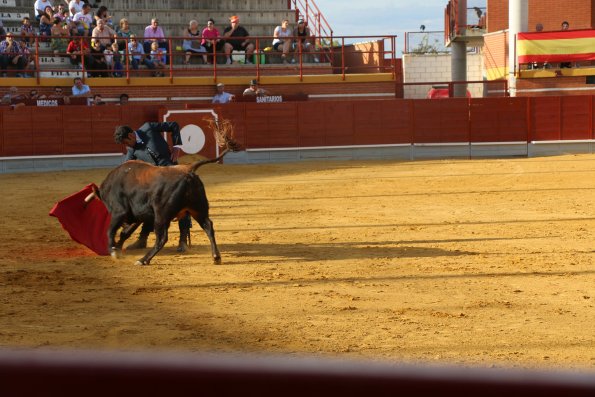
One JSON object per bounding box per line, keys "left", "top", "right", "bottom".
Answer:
{"left": 189, "top": 149, "right": 229, "bottom": 173}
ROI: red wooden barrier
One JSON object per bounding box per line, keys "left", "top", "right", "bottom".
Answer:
{"left": 560, "top": 96, "right": 592, "bottom": 140}
{"left": 3, "top": 97, "right": 595, "bottom": 159}
{"left": 413, "top": 98, "right": 470, "bottom": 143}
{"left": 470, "top": 98, "right": 528, "bottom": 142}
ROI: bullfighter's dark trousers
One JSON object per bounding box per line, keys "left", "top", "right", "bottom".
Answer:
{"left": 138, "top": 213, "right": 191, "bottom": 238}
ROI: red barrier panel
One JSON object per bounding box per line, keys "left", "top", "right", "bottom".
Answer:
{"left": 91, "top": 107, "right": 124, "bottom": 154}
{"left": 530, "top": 97, "right": 561, "bottom": 141}
{"left": 34, "top": 107, "right": 65, "bottom": 156}
{"left": 560, "top": 96, "right": 592, "bottom": 140}
{"left": 413, "top": 99, "right": 470, "bottom": 143}
{"left": 297, "top": 101, "right": 327, "bottom": 147}
{"left": 63, "top": 106, "right": 95, "bottom": 155}
{"left": 322, "top": 101, "right": 355, "bottom": 146}
{"left": 353, "top": 100, "right": 412, "bottom": 145}
{"left": 2, "top": 107, "right": 34, "bottom": 157}
{"left": 470, "top": 98, "right": 528, "bottom": 142}
{"left": 0, "top": 110, "right": 3, "bottom": 157}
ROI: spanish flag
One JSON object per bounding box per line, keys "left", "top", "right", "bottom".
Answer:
{"left": 517, "top": 30, "right": 595, "bottom": 63}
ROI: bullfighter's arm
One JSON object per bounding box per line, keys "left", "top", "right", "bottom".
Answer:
{"left": 124, "top": 147, "right": 136, "bottom": 161}
{"left": 151, "top": 121, "right": 182, "bottom": 147}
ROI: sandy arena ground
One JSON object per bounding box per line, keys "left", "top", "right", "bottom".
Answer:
{"left": 1, "top": 154, "right": 595, "bottom": 370}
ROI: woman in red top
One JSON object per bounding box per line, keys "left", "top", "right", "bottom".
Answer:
{"left": 201, "top": 18, "right": 223, "bottom": 64}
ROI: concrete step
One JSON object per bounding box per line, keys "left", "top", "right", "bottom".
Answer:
{"left": 9, "top": 0, "right": 290, "bottom": 9}
{"left": 112, "top": 9, "right": 294, "bottom": 27}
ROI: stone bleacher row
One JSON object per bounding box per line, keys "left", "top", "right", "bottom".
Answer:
{"left": 1, "top": 0, "right": 328, "bottom": 77}
{"left": 2, "top": 0, "right": 296, "bottom": 38}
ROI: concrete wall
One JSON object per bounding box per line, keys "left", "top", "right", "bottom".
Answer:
{"left": 402, "top": 52, "right": 484, "bottom": 99}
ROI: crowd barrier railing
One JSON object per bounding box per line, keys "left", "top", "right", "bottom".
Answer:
{"left": 0, "top": 34, "right": 398, "bottom": 83}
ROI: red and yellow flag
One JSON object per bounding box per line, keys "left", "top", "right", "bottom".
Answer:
{"left": 517, "top": 30, "right": 595, "bottom": 63}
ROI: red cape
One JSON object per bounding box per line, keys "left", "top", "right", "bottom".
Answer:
{"left": 49, "top": 183, "right": 111, "bottom": 256}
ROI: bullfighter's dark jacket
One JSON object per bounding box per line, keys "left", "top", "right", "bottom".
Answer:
{"left": 124, "top": 122, "right": 182, "bottom": 166}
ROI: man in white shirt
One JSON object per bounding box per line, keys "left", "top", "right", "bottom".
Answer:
{"left": 212, "top": 83, "right": 234, "bottom": 104}
{"left": 73, "top": 3, "right": 93, "bottom": 36}
{"left": 34, "top": 0, "right": 53, "bottom": 21}
{"left": 68, "top": 0, "right": 84, "bottom": 17}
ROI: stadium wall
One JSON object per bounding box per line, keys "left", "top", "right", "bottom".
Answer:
{"left": 2, "top": 96, "right": 595, "bottom": 173}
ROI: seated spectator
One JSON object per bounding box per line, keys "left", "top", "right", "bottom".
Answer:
{"left": 2, "top": 86, "right": 26, "bottom": 108}
{"left": 128, "top": 34, "right": 156, "bottom": 73}
{"left": 39, "top": 6, "right": 56, "bottom": 39}
{"left": 91, "top": 93, "right": 105, "bottom": 105}
{"left": 202, "top": 18, "right": 224, "bottom": 64}
{"left": 69, "top": 0, "right": 84, "bottom": 18}
{"left": 94, "top": 6, "right": 113, "bottom": 29}
{"left": 149, "top": 41, "right": 166, "bottom": 76}
{"left": 29, "top": 89, "right": 46, "bottom": 100}
{"left": 212, "top": 82, "right": 234, "bottom": 103}
{"left": 182, "top": 20, "right": 207, "bottom": 64}
{"left": 0, "top": 33, "right": 28, "bottom": 77}
{"left": 243, "top": 79, "right": 268, "bottom": 96}
{"left": 105, "top": 41, "right": 123, "bottom": 77}
{"left": 223, "top": 15, "right": 255, "bottom": 65}
{"left": 117, "top": 93, "right": 129, "bottom": 105}
{"left": 34, "top": 0, "right": 53, "bottom": 22}
{"left": 66, "top": 34, "right": 92, "bottom": 68}
{"left": 48, "top": 86, "right": 71, "bottom": 104}
{"left": 18, "top": 40, "right": 33, "bottom": 78}
{"left": 116, "top": 18, "right": 134, "bottom": 51}
{"left": 91, "top": 19, "right": 116, "bottom": 51}
{"left": 143, "top": 18, "right": 169, "bottom": 63}
{"left": 53, "top": 3, "right": 67, "bottom": 20}
{"left": 20, "top": 17, "right": 35, "bottom": 44}
{"left": 51, "top": 19, "right": 70, "bottom": 56}
{"left": 89, "top": 40, "right": 109, "bottom": 77}
{"left": 273, "top": 19, "right": 293, "bottom": 64}
{"left": 71, "top": 77, "right": 91, "bottom": 97}
{"left": 73, "top": 3, "right": 93, "bottom": 37}
{"left": 295, "top": 18, "right": 319, "bottom": 63}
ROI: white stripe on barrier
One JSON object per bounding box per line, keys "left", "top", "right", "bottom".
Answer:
{"left": 247, "top": 143, "right": 412, "bottom": 152}
{"left": 0, "top": 153, "right": 122, "bottom": 161}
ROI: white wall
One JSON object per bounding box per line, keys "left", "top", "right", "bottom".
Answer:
{"left": 402, "top": 53, "right": 484, "bottom": 99}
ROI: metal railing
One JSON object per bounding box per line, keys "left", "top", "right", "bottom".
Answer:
{"left": 290, "top": 0, "right": 333, "bottom": 41}
{"left": 0, "top": 34, "right": 398, "bottom": 84}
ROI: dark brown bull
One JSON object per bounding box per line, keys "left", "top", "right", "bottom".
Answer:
{"left": 88, "top": 151, "right": 228, "bottom": 266}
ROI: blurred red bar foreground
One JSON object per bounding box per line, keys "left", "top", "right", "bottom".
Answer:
{"left": 1, "top": 349, "right": 595, "bottom": 397}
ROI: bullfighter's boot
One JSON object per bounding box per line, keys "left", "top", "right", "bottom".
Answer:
{"left": 127, "top": 223, "right": 153, "bottom": 250}
{"left": 126, "top": 234, "right": 148, "bottom": 250}
{"left": 177, "top": 227, "right": 191, "bottom": 252}
{"left": 177, "top": 214, "right": 192, "bottom": 252}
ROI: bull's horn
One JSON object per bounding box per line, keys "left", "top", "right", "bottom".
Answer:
{"left": 84, "top": 192, "right": 96, "bottom": 203}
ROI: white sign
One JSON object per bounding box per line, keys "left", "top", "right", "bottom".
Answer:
{"left": 39, "top": 71, "right": 83, "bottom": 78}
{"left": 175, "top": 124, "right": 206, "bottom": 154}
{"left": 0, "top": 12, "right": 29, "bottom": 21}
{"left": 0, "top": 0, "right": 17, "bottom": 8}
{"left": 256, "top": 95, "right": 283, "bottom": 103}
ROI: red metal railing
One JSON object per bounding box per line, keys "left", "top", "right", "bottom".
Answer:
{"left": 290, "top": 0, "right": 333, "bottom": 40}
{"left": 2, "top": 34, "right": 397, "bottom": 84}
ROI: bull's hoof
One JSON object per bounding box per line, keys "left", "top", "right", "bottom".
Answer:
{"left": 135, "top": 260, "right": 149, "bottom": 266}
{"left": 176, "top": 242, "right": 188, "bottom": 253}
{"left": 213, "top": 256, "right": 221, "bottom": 265}
{"left": 110, "top": 250, "right": 121, "bottom": 260}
